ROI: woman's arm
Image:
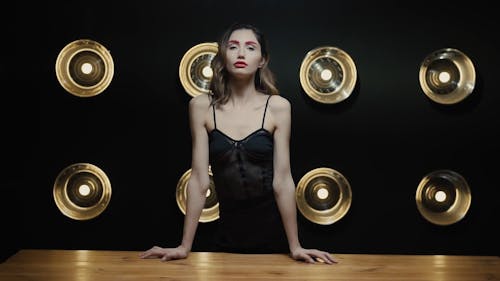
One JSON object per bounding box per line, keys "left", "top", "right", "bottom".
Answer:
{"left": 140, "top": 94, "right": 211, "bottom": 261}
{"left": 270, "top": 95, "right": 337, "bottom": 264}
{"left": 181, "top": 94, "right": 212, "bottom": 252}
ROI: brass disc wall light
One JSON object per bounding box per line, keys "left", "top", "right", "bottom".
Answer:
{"left": 416, "top": 169, "right": 471, "bottom": 225}
{"left": 296, "top": 167, "right": 352, "bottom": 225}
{"left": 53, "top": 163, "right": 112, "bottom": 220}
{"left": 176, "top": 166, "right": 219, "bottom": 222}
{"left": 55, "top": 39, "right": 114, "bottom": 97}
{"left": 419, "top": 48, "right": 475, "bottom": 104}
{"left": 299, "top": 46, "right": 357, "bottom": 104}
{"left": 179, "top": 42, "right": 218, "bottom": 97}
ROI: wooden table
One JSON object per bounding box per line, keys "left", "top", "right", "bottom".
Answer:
{"left": 1, "top": 249, "right": 498, "bottom": 280}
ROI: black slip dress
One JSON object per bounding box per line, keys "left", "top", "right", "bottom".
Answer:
{"left": 208, "top": 95, "right": 288, "bottom": 253}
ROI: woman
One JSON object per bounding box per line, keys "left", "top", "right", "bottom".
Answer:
{"left": 140, "top": 23, "right": 337, "bottom": 264}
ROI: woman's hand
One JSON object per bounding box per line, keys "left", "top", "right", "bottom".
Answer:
{"left": 139, "top": 245, "right": 188, "bottom": 261}
{"left": 290, "top": 247, "right": 338, "bottom": 264}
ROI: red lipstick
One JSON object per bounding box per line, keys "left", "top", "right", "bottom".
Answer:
{"left": 234, "top": 61, "right": 247, "bottom": 67}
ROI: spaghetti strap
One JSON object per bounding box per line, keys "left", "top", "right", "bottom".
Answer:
{"left": 212, "top": 104, "right": 217, "bottom": 129}
{"left": 209, "top": 94, "right": 217, "bottom": 129}
{"left": 261, "top": 95, "right": 272, "bottom": 128}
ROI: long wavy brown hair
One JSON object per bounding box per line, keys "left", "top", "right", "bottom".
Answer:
{"left": 209, "top": 23, "right": 279, "bottom": 106}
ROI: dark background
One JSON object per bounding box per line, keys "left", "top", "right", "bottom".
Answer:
{"left": 3, "top": 0, "right": 499, "bottom": 262}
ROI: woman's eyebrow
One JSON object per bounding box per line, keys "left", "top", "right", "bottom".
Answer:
{"left": 228, "top": 40, "right": 258, "bottom": 46}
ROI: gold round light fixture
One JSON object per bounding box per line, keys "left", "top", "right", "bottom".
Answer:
{"left": 416, "top": 169, "right": 471, "bottom": 225}
{"left": 419, "top": 48, "right": 475, "bottom": 104}
{"left": 296, "top": 167, "right": 352, "bottom": 225}
{"left": 176, "top": 166, "right": 219, "bottom": 222}
{"left": 53, "top": 163, "right": 112, "bottom": 220}
{"left": 179, "top": 42, "right": 218, "bottom": 97}
{"left": 299, "top": 46, "right": 357, "bottom": 104}
{"left": 55, "top": 39, "right": 114, "bottom": 97}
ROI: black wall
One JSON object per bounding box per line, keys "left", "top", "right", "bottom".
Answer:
{"left": 4, "top": 0, "right": 499, "bottom": 261}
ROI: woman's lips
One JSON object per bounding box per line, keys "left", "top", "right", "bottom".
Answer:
{"left": 234, "top": 61, "right": 247, "bottom": 67}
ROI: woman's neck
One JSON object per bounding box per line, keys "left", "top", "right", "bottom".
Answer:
{"left": 228, "top": 75, "right": 258, "bottom": 104}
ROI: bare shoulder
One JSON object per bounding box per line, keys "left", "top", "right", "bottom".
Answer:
{"left": 268, "top": 95, "right": 291, "bottom": 114}
{"left": 266, "top": 95, "right": 291, "bottom": 131}
{"left": 189, "top": 93, "right": 211, "bottom": 113}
